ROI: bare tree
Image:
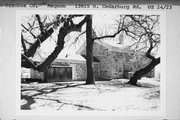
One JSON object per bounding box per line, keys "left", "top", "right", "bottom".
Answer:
{"left": 89, "top": 15, "right": 160, "bottom": 85}
{"left": 126, "top": 15, "right": 160, "bottom": 85}
{"left": 21, "top": 14, "right": 87, "bottom": 72}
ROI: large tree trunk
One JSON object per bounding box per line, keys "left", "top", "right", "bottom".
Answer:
{"left": 86, "top": 15, "right": 95, "bottom": 85}
{"left": 128, "top": 57, "right": 160, "bottom": 85}
{"left": 36, "top": 27, "right": 67, "bottom": 72}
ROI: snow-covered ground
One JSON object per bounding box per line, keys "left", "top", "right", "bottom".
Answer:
{"left": 21, "top": 78, "right": 160, "bottom": 111}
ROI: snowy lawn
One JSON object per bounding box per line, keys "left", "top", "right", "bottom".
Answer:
{"left": 21, "top": 78, "right": 160, "bottom": 111}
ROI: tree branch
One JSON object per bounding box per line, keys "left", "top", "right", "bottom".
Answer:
{"left": 130, "top": 33, "right": 147, "bottom": 47}
{"left": 93, "top": 29, "right": 123, "bottom": 40}
{"left": 35, "top": 14, "right": 44, "bottom": 33}
{"left": 76, "top": 15, "right": 88, "bottom": 27}
{"left": 146, "top": 39, "right": 156, "bottom": 60}
{"left": 68, "top": 30, "right": 86, "bottom": 48}
{"left": 21, "top": 34, "right": 27, "bottom": 53}
{"left": 23, "top": 39, "right": 33, "bottom": 46}
{"left": 92, "top": 15, "right": 140, "bottom": 41}
{"left": 21, "top": 54, "right": 37, "bottom": 69}
{"left": 21, "top": 24, "right": 36, "bottom": 38}
{"left": 65, "top": 15, "right": 88, "bottom": 33}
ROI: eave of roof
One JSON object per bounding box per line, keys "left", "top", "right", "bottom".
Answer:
{"left": 81, "top": 54, "right": 100, "bottom": 62}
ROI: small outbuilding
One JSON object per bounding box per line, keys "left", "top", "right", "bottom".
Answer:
{"left": 44, "top": 54, "right": 100, "bottom": 82}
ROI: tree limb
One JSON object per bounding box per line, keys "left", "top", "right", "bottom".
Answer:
{"left": 145, "top": 39, "right": 156, "bottom": 60}
{"left": 93, "top": 29, "right": 124, "bottom": 41}
{"left": 21, "top": 24, "right": 36, "bottom": 38}
{"left": 21, "top": 54, "right": 37, "bottom": 69}
{"left": 130, "top": 33, "right": 146, "bottom": 47}
{"left": 65, "top": 16, "right": 88, "bottom": 33}
{"left": 35, "top": 14, "right": 44, "bottom": 33}
{"left": 21, "top": 34, "right": 27, "bottom": 53}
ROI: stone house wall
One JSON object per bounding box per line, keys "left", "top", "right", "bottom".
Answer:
{"left": 72, "top": 63, "right": 87, "bottom": 80}
{"left": 73, "top": 62, "right": 99, "bottom": 80}
{"left": 80, "top": 41, "right": 154, "bottom": 79}
{"left": 80, "top": 41, "right": 125, "bottom": 79}
{"left": 23, "top": 42, "right": 154, "bottom": 82}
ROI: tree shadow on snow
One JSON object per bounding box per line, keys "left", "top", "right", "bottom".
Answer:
{"left": 21, "top": 82, "right": 85, "bottom": 110}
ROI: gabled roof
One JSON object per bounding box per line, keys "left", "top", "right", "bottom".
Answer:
{"left": 81, "top": 54, "right": 100, "bottom": 62}
{"left": 31, "top": 36, "right": 131, "bottom": 63}
{"left": 76, "top": 40, "right": 131, "bottom": 54}
{"left": 32, "top": 51, "right": 100, "bottom": 64}
{"left": 32, "top": 52, "right": 86, "bottom": 63}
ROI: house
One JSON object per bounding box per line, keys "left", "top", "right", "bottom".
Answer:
{"left": 77, "top": 40, "right": 154, "bottom": 80}
{"left": 43, "top": 39, "right": 154, "bottom": 82}
{"left": 21, "top": 39, "right": 154, "bottom": 82}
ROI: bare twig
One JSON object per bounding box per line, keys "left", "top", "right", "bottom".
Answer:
{"left": 35, "top": 14, "right": 44, "bottom": 33}
{"left": 93, "top": 29, "right": 123, "bottom": 41}
{"left": 21, "top": 24, "right": 36, "bottom": 38}
{"left": 21, "top": 34, "right": 26, "bottom": 52}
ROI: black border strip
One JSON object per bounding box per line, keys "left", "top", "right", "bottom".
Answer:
{"left": 0, "top": 0, "right": 180, "bottom": 6}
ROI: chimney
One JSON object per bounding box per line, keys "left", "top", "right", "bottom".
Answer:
{"left": 118, "top": 31, "right": 124, "bottom": 44}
